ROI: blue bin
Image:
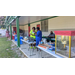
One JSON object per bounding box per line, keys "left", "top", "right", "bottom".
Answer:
{"left": 48, "top": 43, "right": 55, "bottom": 46}
{"left": 52, "top": 47, "right": 55, "bottom": 50}
{"left": 20, "top": 36, "right": 23, "bottom": 44}
{"left": 15, "top": 35, "right": 17, "bottom": 37}
{"left": 49, "top": 48, "right": 53, "bottom": 50}
{"left": 15, "top": 36, "right": 17, "bottom": 41}
{"left": 20, "top": 39, "right": 23, "bottom": 44}
{"left": 14, "top": 35, "right": 17, "bottom": 41}
{"left": 20, "top": 36, "right": 23, "bottom": 39}
{"left": 49, "top": 47, "right": 55, "bottom": 51}
{"left": 14, "top": 36, "right": 23, "bottom": 44}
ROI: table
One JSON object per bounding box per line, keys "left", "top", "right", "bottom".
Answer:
{"left": 42, "top": 37, "right": 55, "bottom": 42}
{"left": 36, "top": 46, "right": 63, "bottom": 58}
{"left": 21, "top": 39, "right": 36, "bottom": 56}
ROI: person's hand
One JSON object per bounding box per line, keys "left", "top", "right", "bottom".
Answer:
{"left": 48, "top": 36, "right": 50, "bottom": 37}
{"left": 34, "top": 32, "right": 37, "bottom": 35}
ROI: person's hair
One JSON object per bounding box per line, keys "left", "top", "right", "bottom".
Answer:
{"left": 50, "top": 31, "right": 53, "bottom": 34}
{"left": 37, "top": 27, "right": 40, "bottom": 30}
{"left": 32, "top": 27, "right": 35, "bottom": 30}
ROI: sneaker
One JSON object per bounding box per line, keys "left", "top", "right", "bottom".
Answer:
{"left": 34, "top": 47, "right": 36, "bottom": 49}
{"left": 30, "top": 47, "right": 33, "bottom": 49}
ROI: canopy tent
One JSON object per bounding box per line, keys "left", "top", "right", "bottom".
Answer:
{"left": 5, "top": 16, "right": 55, "bottom": 26}
{"left": 4, "top": 16, "right": 57, "bottom": 47}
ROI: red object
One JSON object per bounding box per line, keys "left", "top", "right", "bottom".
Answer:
{"left": 28, "top": 26, "right": 30, "bottom": 36}
{"left": 38, "top": 45, "right": 47, "bottom": 49}
{"left": 37, "top": 24, "right": 40, "bottom": 29}
{"left": 12, "top": 36, "right": 15, "bottom": 39}
{"left": 13, "top": 27, "right": 17, "bottom": 34}
{"left": 54, "top": 31, "right": 75, "bottom": 36}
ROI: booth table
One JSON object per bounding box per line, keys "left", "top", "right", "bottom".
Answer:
{"left": 54, "top": 30, "right": 75, "bottom": 58}
{"left": 21, "top": 39, "right": 36, "bottom": 56}
{"left": 42, "top": 36, "right": 55, "bottom": 42}
{"left": 36, "top": 46, "right": 63, "bottom": 58}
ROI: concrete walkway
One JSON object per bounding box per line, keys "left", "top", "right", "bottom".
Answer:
{"left": 12, "top": 40, "right": 56, "bottom": 58}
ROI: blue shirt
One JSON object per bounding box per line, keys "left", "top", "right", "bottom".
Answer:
{"left": 36, "top": 30, "right": 42, "bottom": 46}
{"left": 49, "top": 33, "right": 55, "bottom": 38}
{"left": 36, "top": 30, "right": 42, "bottom": 41}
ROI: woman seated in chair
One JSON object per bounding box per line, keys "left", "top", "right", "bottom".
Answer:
{"left": 47, "top": 31, "right": 55, "bottom": 42}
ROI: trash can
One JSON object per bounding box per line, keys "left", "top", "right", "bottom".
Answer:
{"left": 14, "top": 35, "right": 23, "bottom": 44}
{"left": 14, "top": 35, "right": 17, "bottom": 41}
{"left": 20, "top": 36, "right": 23, "bottom": 44}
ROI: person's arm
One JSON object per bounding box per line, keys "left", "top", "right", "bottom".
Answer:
{"left": 48, "top": 34, "right": 55, "bottom": 38}
{"left": 30, "top": 30, "right": 33, "bottom": 35}
{"left": 34, "top": 32, "right": 37, "bottom": 35}
{"left": 37, "top": 31, "right": 41, "bottom": 37}
{"left": 48, "top": 34, "right": 51, "bottom": 37}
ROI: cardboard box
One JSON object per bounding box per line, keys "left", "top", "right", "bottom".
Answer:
{"left": 38, "top": 44, "right": 51, "bottom": 49}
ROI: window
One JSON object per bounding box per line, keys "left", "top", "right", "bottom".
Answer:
{"left": 41, "top": 20, "right": 48, "bottom": 32}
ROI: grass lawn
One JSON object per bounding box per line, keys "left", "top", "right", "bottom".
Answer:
{"left": 0, "top": 37, "right": 19, "bottom": 58}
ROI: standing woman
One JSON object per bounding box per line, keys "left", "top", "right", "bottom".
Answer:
{"left": 36, "top": 27, "right": 42, "bottom": 46}
{"left": 6, "top": 29, "right": 9, "bottom": 38}
{"left": 30, "top": 27, "right": 37, "bottom": 49}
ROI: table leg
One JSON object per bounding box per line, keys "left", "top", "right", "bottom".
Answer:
{"left": 38, "top": 50, "right": 42, "bottom": 58}
{"left": 28, "top": 44, "right": 30, "bottom": 51}
{"left": 37, "top": 49, "right": 43, "bottom": 58}
{"left": 40, "top": 50, "right": 42, "bottom": 58}
{"left": 21, "top": 42, "right": 27, "bottom": 49}
{"left": 37, "top": 48, "right": 38, "bottom": 51}
{"left": 38, "top": 50, "right": 40, "bottom": 58}
{"left": 29, "top": 44, "right": 36, "bottom": 56}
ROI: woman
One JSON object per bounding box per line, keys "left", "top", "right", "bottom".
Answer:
{"left": 46, "top": 31, "right": 55, "bottom": 42}
{"left": 6, "top": 29, "right": 9, "bottom": 38}
{"left": 30, "top": 27, "right": 36, "bottom": 39}
{"left": 30, "top": 27, "right": 37, "bottom": 49}
{"left": 13, "top": 31, "right": 16, "bottom": 35}
{"left": 36, "top": 27, "right": 42, "bottom": 46}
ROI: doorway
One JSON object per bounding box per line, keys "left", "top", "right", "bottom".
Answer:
{"left": 37, "top": 24, "right": 40, "bottom": 29}
{"left": 13, "top": 27, "right": 17, "bottom": 33}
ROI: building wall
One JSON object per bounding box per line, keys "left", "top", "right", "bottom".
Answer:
{"left": 11, "top": 16, "right": 75, "bottom": 36}
{"left": 42, "top": 16, "right": 75, "bottom": 36}
{"left": 30, "top": 22, "right": 41, "bottom": 30}
{"left": 12, "top": 25, "right": 25, "bottom": 31}
{"left": 19, "top": 26, "right": 24, "bottom": 30}
{"left": 24, "top": 25, "right": 28, "bottom": 36}
{"left": 48, "top": 16, "right": 75, "bottom": 31}
{"left": 12, "top": 26, "right": 16, "bottom": 32}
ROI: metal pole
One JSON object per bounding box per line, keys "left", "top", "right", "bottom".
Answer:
{"left": 69, "top": 36, "right": 71, "bottom": 58}
{"left": 6, "top": 26, "right": 9, "bottom": 31}
{"left": 10, "top": 23, "right": 12, "bottom": 40}
{"left": 16, "top": 17, "right": 20, "bottom": 47}
{"left": 55, "top": 35, "right": 57, "bottom": 54}
{"left": 28, "top": 16, "right": 30, "bottom": 36}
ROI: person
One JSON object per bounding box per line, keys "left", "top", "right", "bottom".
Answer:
{"left": 47, "top": 31, "right": 55, "bottom": 42}
{"left": 35, "top": 27, "right": 42, "bottom": 46}
{"left": 6, "top": 29, "right": 9, "bottom": 38}
{"left": 30, "top": 27, "right": 37, "bottom": 49}
{"left": 30, "top": 27, "right": 36, "bottom": 39}
{"left": 13, "top": 31, "right": 16, "bottom": 35}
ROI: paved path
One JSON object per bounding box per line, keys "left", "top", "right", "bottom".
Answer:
{"left": 12, "top": 40, "right": 56, "bottom": 58}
